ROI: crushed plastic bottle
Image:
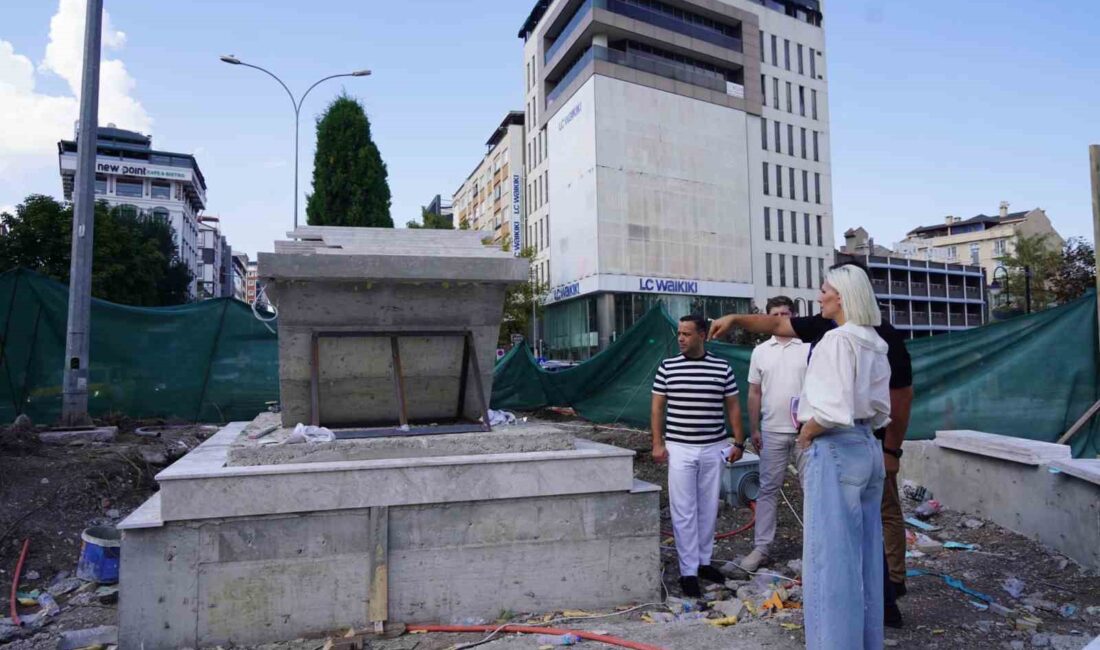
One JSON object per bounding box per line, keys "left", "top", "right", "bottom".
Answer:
{"left": 535, "top": 633, "right": 581, "bottom": 646}
{"left": 35, "top": 592, "right": 60, "bottom": 617}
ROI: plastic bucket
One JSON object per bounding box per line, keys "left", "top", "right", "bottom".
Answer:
{"left": 76, "top": 526, "right": 121, "bottom": 584}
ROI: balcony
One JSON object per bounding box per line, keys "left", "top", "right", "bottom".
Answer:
{"left": 546, "top": 0, "right": 594, "bottom": 64}
{"left": 910, "top": 282, "right": 928, "bottom": 296}
{"left": 912, "top": 312, "right": 930, "bottom": 325}
{"left": 548, "top": 45, "right": 732, "bottom": 106}
{"left": 872, "top": 279, "right": 888, "bottom": 294}
{"left": 893, "top": 311, "right": 911, "bottom": 325}
{"left": 931, "top": 313, "right": 948, "bottom": 326}
{"left": 928, "top": 283, "right": 946, "bottom": 298}
{"left": 949, "top": 313, "right": 967, "bottom": 327}
{"left": 890, "top": 281, "right": 907, "bottom": 294}
{"left": 948, "top": 286, "right": 964, "bottom": 299}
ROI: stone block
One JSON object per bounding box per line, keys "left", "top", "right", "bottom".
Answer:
{"left": 935, "top": 430, "right": 1071, "bottom": 465}
{"left": 39, "top": 426, "right": 117, "bottom": 444}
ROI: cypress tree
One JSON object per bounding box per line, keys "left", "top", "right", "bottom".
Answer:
{"left": 305, "top": 93, "right": 392, "bottom": 227}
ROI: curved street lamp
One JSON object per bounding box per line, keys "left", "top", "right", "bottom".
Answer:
{"left": 990, "top": 264, "right": 1032, "bottom": 314}
{"left": 219, "top": 56, "right": 371, "bottom": 229}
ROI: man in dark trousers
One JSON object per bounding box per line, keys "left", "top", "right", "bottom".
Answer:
{"left": 651, "top": 314, "right": 746, "bottom": 599}
{"left": 709, "top": 261, "right": 913, "bottom": 628}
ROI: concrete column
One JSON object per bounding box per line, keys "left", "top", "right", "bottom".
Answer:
{"left": 592, "top": 33, "right": 609, "bottom": 49}
{"left": 597, "top": 293, "right": 615, "bottom": 350}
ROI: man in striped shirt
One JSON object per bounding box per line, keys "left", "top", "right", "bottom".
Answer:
{"left": 651, "top": 314, "right": 745, "bottom": 598}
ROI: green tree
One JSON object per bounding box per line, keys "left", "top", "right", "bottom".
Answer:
{"left": 1050, "top": 237, "right": 1096, "bottom": 305}
{"left": 406, "top": 206, "right": 453, "bottom": 229}
{"left": 306, "top": 94, "right": 392, "bottom": 227}
{"left": 498, "top": 244, "right": 547, "bottom": 348}
{"left": 0, "top": 195, "right": 192, "bottom": 306}
{"left": 997, "top": 233, "right": 1061, "bottom": 311}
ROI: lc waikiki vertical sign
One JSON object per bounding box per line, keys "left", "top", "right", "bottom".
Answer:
{"left": 511, "top": 174, "right": 522, "bottom": 256}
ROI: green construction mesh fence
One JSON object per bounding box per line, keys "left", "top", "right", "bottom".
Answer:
{"left": 2, "top": 268, "right": 1097, "bottom": 459}
{"left": 492, "top": 292, "right": 1100, "bottom": 459}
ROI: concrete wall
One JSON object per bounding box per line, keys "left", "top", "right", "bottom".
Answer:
{"left": 120, "top": 487, "right": 660, "bottom": 649}
{"left": 901, "top": 439, "right": 1100, "bottom": 570}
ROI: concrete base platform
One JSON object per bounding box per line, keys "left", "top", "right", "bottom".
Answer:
{"left": 902, "top": 431, "right": 1099, "bottom": 570}
{"left": 119, "top": 420, "right": 661, "bottom": 649}
{"left": 229, "top": 413, "right": 575, "bottom": 466}
{"left": 39, "top": 426, "right": 117, "bottom": 444}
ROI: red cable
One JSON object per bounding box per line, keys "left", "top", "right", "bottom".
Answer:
{"left": 406, "top": 624, "right": 666, "bottom": 650}
{"left": 9, "top": 538, "right": 29, "bottom": 626}
{"left": 662, "top": 501, "right": 756, "bottom": 540}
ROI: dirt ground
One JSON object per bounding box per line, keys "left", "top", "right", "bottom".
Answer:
{"left": 0, "top": 412, "right": 1097, "bottom": 650}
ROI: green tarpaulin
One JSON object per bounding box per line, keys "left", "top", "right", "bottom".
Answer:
{"left": 2, "top": 268, "right": 1097, "bottom": 459}
{"left": 492, "top": 293, "right": 1100, "bottom": 459}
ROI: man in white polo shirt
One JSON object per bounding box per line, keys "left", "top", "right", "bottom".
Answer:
{"left": 740, "top": 296, "right": 808, "bottom": 573}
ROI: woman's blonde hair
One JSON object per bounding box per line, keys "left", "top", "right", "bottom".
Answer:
{"left": 825, "top": 264, "right": 881, "bottom": 326}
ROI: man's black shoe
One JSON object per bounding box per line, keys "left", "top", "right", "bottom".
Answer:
{"left": 884, "top": 602, "right": 904, "bottom": 628}
{"left": 679, "top": 576, "right": 703, "bottom": 598}
{"left": 892, "top": 581, "right": 907, "bottom": 599}
{"left": 698, "top": 565, "right": 726, "bottom": 584}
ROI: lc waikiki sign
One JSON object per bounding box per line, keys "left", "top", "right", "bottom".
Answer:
{"left": 637, "top": 278, "right": 699, "bottom": 294}
{"left": 511, "top": 174, "right": 522, "bottom": 256}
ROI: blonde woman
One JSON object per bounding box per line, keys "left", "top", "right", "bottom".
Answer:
{"left": 796, "top": 264, "right": 891, "bottom": 650}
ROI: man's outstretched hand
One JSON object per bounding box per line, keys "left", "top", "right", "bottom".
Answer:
{"left": 709, "top": 314, "right": 736, "bottom": 339}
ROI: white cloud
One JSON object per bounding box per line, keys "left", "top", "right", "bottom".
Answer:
{"left": 0, "top": 0, "right": 151, "bottom": 180}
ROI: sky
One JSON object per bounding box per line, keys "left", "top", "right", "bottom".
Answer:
{"left": 1, "top": 0, "right": 1098, "bottom": 259}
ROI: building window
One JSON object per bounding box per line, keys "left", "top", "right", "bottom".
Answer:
{"left": 777, "top": 209, "right": 785, "bottom": 242}
{"left": 802, "top": 170, "right": 809, "bottom": 202}
{"left": 779, "top": 254, "right": 787, "bottom": 287}
{"left": 789, "top": 167, "right": 795, "bottom": 200}
{"left": 799, "top": 86, "right": 806, "bottom": 116}
{"left": 787, "top": 124, "right": 794, "bottom": 157}
{"left": 819, "top": 258, "right": 824, "bottom": 287}
{"left": 813, "top": 131, "right": 820, "bottom": 161}
{"left": 970, "top": 243, "right": 980, "bottom": 265}
{"left": 771, "top": 35, "right": 778, "bottom": 66}
{"left": 814, "top": 173, "right": 821, "bottom": 204}
{"left": 786, "top": 82, "right": 793, "bottom": 113}
{"left": 766, "top": 253, "right": 773, "bottom": 286}
{"left": 784, "top": 39, "right": 791, "bottom": 70}
{"left": 774, "top": 121, "right": 781, "bottom": 153}
{"left": 763, "top": 163, "right": 769, "bottom": 195}
{"left": 776, "top": 165, "right": 783, "bottom": 197}
{"left": 790, "top": 211, "right": 797, "bottom": 243}
{"left": 993, "top": 238, "right": 1008, "bottom": 256}
{"left": 761, "top": 74, "right": 766, "bottom": 104}
{"left": 801, "top": 128, "right": 807, "bottom": 159}
{"left": 810, "top": 48, "right": 817, "bottom": 78}
{"left": 759, "top": 31, "right": 765, "bottom": 63}
{"left": 761, "top": 118, "right": 767, "bottom": 150}
{"left": 116, "top": 204, "right": 139, "bottom": 219}
{"left": 812, "top": 89, "right": 818, "bottom": 119}
{"left": 945, "top": 246, "right": 957, "bottom": 260}
{"left": 806, "top": 256, "right": 813, "bottom": 288}
{"left": 816, "top": 214, "right": 823, "bottom": 246}
{"left": 93, "top": 174, "right": 107, "bottom": 195}
{"left": 793, "top": 254, "right": 800, "bottom": 288}
{"left": 773, "top": 78, "right": 779, "bottom": 109}
{"left": 116, "top": 178, "right": 143, "bottom": 198}
{"left": 152, "top": 207, "right": 169, "bottom": 222}
{"left": 804, "top": 213, "right": 811, "bottom": 245}
{"left": 764, "top": 207, "right": 771, "bottom": 240}
{"left": 797, "top": 44, "right": 804, "bottom": 75}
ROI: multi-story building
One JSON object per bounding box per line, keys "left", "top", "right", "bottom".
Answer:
{"left": 197, "top": 216, "right": 231, "bottom": 299}
{"left": 453, "top": 111, "right": 526, "bottom": 247}
{"left": 246, "top": 260, "right": 266, "bottom": 307}
{"left": 900, "top": 203, "right": 1063, "bottom": 282}
{"left": 838, "top": 227, "right": 987, "bottom": 338}
{"left": 423, "top": 194, "right": 454, "bottom": 228}
{"left": 58, "top": 125, "right": 207, "bottom": 297}
{"left": 518, "top": 0, "right": 833, "bottom": 358}
{"left": 231, "top": 252, "right": 249, "bottom": 302}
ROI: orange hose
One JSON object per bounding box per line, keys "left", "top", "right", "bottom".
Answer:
{"left": 406, "top": 624, "right": 666, "bottom": 650}
{"left": 662, "top": 501, "right": 756, "bottom": 540}
{"left": 9, "top": 538, "right": 29, "bottom": 626}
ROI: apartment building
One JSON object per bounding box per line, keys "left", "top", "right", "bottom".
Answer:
{"left": 452, "top": 112, "right": 526, "bottom": 249}
{"left": 518, "top": 0, "right": 833, "bottom": 358}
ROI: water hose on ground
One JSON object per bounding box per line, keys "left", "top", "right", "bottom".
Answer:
{"left": 9, "top": 538, "right": 29, "bottom": 626}
{"left": 662, "top": 501, "right": 756, "bottom": 539}
{"left": 405, "top": 624, "right": 667, "bottom": 650}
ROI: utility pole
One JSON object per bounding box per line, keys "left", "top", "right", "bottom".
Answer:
{"left": 1091, "top": 145, "right": 1100, "bottom": 351}
{"left": 60, "top": 0, "right": 103, "bottom": 427}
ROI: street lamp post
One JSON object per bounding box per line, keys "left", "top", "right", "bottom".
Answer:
{"left": 990, "top": 264, "right": 1032, "bottom": 314}
{"left": 219, "top": 56, "right": 370, "bottom": 229}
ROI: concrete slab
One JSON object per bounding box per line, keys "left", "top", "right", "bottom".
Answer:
{"left": 934, "top": 430, "right": 1072, "bottom": 466}
{"left": 228, "top": 420, "right": 576, "bottom": 466}
{"left": 38, "top": 426, "right": 117, "bottom": 444}
{"left": 1049, "top": 458, "right": 1100, "bottom": 486}
{"left": 117, "top": 492, "right": 162, "bottom": 530}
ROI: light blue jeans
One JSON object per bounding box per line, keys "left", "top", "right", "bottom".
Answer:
{"left": 801, "top": 424, "right": 885, "bottom": 650}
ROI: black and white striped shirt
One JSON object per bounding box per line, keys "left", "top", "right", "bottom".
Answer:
{"left": 652, "top": 353, "right": 739, "bottom": 445}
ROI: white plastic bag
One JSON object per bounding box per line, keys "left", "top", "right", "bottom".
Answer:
{"left": 487, "top": 409, "right": 517, "bottom": 426}
{"left": 280, "top": 423, "right": 336, "bottom": 445}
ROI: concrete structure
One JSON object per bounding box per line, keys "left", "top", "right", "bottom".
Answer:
{"left": 900, "top": 203, "right": 1064, "bottom": 282}
{"left": 197, "top": 216, "right": 233, "bottom": 299}
{"left": 231, "top": 251, "right": 249, "bottom": 302}
{"left": 59, "top": 125, "right": 208, "bottom": 298}
{"left": 452, "top": 111, "right": 526, "bottom": 248}
{"left": 259, "top": 226, "right": 529, "bottom": 428}
{"left": 837, "top": 228, "right": 987, "bottom": 338}
{"left": 901, "top": 431, "right": 1099, "bottom": 571}
{"left": 119, "top": 226, "right": 660, "bottom": 648}
{"left": 245, "top": 259, "right": 264, "bottom": 306}
{"left": 518, "top": 0, "right": 833, "bottom": 358}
